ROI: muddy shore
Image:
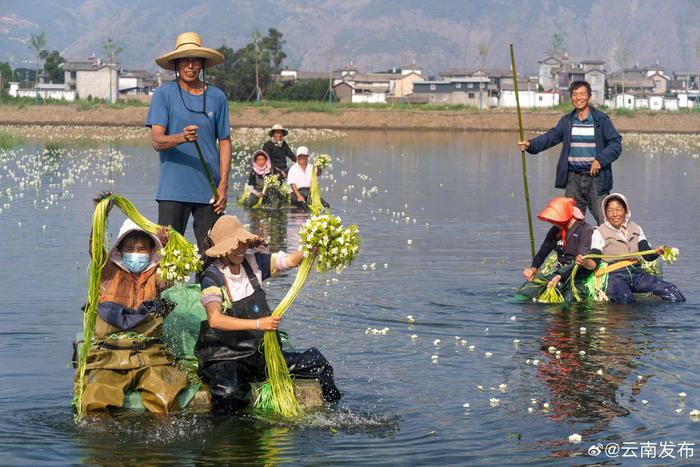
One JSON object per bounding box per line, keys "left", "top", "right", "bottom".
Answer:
{"left": 1, "top": 104, "right": 699, "bottom": 134}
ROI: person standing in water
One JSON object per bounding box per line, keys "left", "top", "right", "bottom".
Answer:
{"left": 146, "top": 32, "right": 231, "bottom": 251}
{"left": 262, "top": 123, "right": 296, "bottom": 178}
{"left": 518, "top": 81, "right": 622, "bottom": 225}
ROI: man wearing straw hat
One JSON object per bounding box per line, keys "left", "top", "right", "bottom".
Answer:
{"left": 147, "top": 32, "right": 231, "bottom": 251}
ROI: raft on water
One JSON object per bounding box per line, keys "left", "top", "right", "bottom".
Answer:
{"left": 74, "top": 283, "right": 325, "bottom": 413}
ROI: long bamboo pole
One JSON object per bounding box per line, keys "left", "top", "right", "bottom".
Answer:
{"left": 509, "top": 44, "right": 535, "bottom": 260}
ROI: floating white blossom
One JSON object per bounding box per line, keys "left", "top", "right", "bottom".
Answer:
{"left": 579, "top": 351, "right": 586, "bottom": 356}
{"left": 469, "top": 345, "right": 475, "bottom": 351}
{"left": 463, "top": 402, "right": 470, "bottom": 409}
{"left": 580, "top": 327, "right": 587, "bottom": 333}
{"left": 513, "top": 339, "right": 520, "bottom": 344}
{"left": 596, "top": 369, "right": 604, "bottom": 376}
{"left": 489, "top": 398, "right": 500, "bottom": 407}
{"left": 433, "top": 339, "right": 441, "bottom": 346}
{"left": 548, "top": 346, "right": 557, "bottom": 353}
{"left": 679, "top": 392, "right": 687, "bottom": 399}
{"left": 406, "top": 315, "right": 415, "bottom": 323}
{"left": 485, "top": 352, "right": 493, "bottom": 358}
{"left": 410, "top": 334, "right": 418, "bottom": 340}
{"left": 499, "top": 384, "right": 508, "bottom": 392}
{"left": 642, "top": 400, "right": 648, "bottom": 405}
{"left": 568, "top": 434, "right": 582, "bottom": 444}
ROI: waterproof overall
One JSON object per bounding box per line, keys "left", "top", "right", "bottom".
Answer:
{"left": 80, "top": 310, "right": 187, "bottom": 414}
{"left": 194, "top": 260, "right": 341, "bottom": 413}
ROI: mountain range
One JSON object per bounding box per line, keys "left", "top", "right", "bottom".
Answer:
{"left": 2, "top": 0, "right": 700, "bottom": 76}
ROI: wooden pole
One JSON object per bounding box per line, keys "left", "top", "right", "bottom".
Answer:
{"left": 509, "top": 44, "right": 535, "bottom": 260}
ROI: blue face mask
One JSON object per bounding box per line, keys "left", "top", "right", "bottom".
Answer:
{"left": 122, "top": 252, "right": 150, "bottom": 273}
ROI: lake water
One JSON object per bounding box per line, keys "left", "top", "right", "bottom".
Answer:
{"left": 0, "top": 129, "right": 699, "bottom": 465}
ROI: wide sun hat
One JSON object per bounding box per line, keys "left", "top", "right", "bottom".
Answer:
{"left": 537, "top": 197, "right": 583, "bottom": 225}
{"left": 155, "top": 32, "right": 224, "bottom": 71}
{"left": 268, "top": 123, "right": 289, "bottom": 137}
{"left": 205, "top": 215, "right": 266, "bottom": 258}
{"left": 295, "top": 146, "right": 309, "bottom": 157}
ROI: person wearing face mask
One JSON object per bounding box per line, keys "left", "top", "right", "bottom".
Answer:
{"left": 79, "top": 218, "right": 187, "bottom": 414}
{"left": 585, "top": 193, "right": 685, "bottom": 304}
{"left": 262, "top": 123, "right": 296, "bottom": 178}
{"left": 194, "top": 215, "right": 341, "bottom": 413}
{"left": 518, "top": 197, "right": 599, "bottom": 301}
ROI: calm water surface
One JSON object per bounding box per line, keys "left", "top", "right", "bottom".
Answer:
{"left": 0, "top": 130, "right": 698, "bottom": 465}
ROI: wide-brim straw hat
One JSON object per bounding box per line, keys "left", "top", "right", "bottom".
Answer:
{"left": 538, "top": 197, "right": 584, "bottom": 224}
{"left": 268, "top": 123, "right": 289, "bottom": 137}
{"left": 155, "top": 32, "right": 224, "bottom": 71}
{"left": 205, "top": 215, "right": 266, "bottom": 258}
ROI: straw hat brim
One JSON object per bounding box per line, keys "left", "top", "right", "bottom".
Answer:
{"left": 205, "top": 236, "right": 267, "bottom": 258}
{"left": 268, "top": 128, "right": 289, "bottom": 137}
{"left": 156, "top": 47, "right": 224, "bottom": 71}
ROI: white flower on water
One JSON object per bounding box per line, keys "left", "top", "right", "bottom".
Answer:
{"left": 542, "top": 402, "right": 550, "bottom": 409}
{"left": 675, "top": 408, "right": 683, "bottom": 414}
{"left": 476, "top": 385, "right": 484, "bottom": 391}
{"left": 690, "top": 409, "right": 700, "bottom": 420}
{"left": 433, "top": 339, "right": 441, "bottom": 346}
{"left": 526, "top": 359, "right": 531, "bottom": 365}
{"left": 679, "top": 392, "right": 687, "bottom": 399}
{"left": 580, "top": 327, "right": 587, "bottom": 333}
{"left": 642, "top": 400, "right": 648, "bottom": 405}
{"left": 460, "top": 339, "right": 467, "bottom": 346}
{"left": 548, "top": 346, "right": 557, "bottom": 353}
{"left": 406, "top": 315, "right": 415, "bottom": 323}
{"left": 532, "top": 359, "right": 540, "bottom": 366}
{"left": 568, "top": 434, "right": 582, "bottom": 444}
{"left": 431, "top": 354, "right": 439, "bottom": 362}
{"left": 463, "top": 402, "right": 470, "bottom": 409}
{"left": 596, "top": 369, "right": 604, "bottom": 376}
{"left": 528, "top": 407, "right": 533, "bottom": 413}
{"left": 579, "top": 351, "right": 586, "bottom": 356}
{"left": 499, "top": 384, "right": 508, "bottom": 392}
{"left": 489, "top": 398, "right": 500, "bottom": 407}
{"left": 510, "top": 316, "right": 517, "bottom": 321}
{"left": 513, "top": 339, "right": 520, "bottom": 344}
{"left": 599, "top": 327, "right": 606, "bottom": 332}
{"left": 410, "top": 334, "right": 418, "bottom": 340}
{"left": 485, "top": 352, "right": 493, "bottom": 358}
{"left": 469, "top": 345, "right": 475, "bottom": 351}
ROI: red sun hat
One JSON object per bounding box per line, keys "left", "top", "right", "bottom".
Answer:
{"left": 538, "top": 197, "right": 584, "bottom": 226}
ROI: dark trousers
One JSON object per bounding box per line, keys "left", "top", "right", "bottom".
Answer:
{"left": 607, "top": 268, "right": 686, "bottom": 304}
{"left": 200, "top": 347, "right": 341, "bottom": 414}
{"left": 565, "top": 171, "right": 606, "bottom": 226}
{"left": 157, "top": 201, "right": 220, "bottom": 253}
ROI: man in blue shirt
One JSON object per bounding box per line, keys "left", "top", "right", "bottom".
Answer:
{"left": 518, "top": 81, "right": 622, "bottom": 225}
{"left": 146, "top": 32, "right": 231, "bottom": 250}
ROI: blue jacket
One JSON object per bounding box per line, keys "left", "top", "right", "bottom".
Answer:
{"left": 526, "top": 106, "right": 622, "bottom": 195}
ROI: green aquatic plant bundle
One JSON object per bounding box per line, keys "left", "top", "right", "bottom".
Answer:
{"left": 73, "top": 194, "right": 202, "bottom": 422}
{"left": 568, "top": 247, "right": 680, "bottom": 302}
{"left": 536, "top": 283, "right": 565, "bottom": 304}
{"left": 255, "top": 216, "right": 361, "bottom": 416}
{"left": 264, "top": 174, "right": 291, "bottom": 198}
{"left": 314, "top": 153, "right": 331, "bottom": 169}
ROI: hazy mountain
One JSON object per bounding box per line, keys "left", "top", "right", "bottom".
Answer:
{"left": 2, "top": 0, "right": 700, "bottom": 76}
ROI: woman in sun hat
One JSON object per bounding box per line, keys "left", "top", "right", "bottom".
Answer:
{"left": 518, "top": 197, "right": 598, "bottom": 300}
{"left": 146, "top": 32, "right": 231, "bottom": 255}
{"left": 194, "top": 215, "right": 341, "bottom": 413}
{"left": 262, "top": 123, "right": 296, "bottom": 177}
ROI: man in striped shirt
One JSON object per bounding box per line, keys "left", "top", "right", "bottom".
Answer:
{"left": 518, "top": 81, "right": 622, "bottom": 225}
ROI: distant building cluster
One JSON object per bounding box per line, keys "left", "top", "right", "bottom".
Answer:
{"left": 7, "top": 50, "right": 700, "bottom": 111}
{"left": 279, "top": 52, "right": 699, "bottom": 111}
{"left": 8, "top": 55, "right": 171, "bottom": 103}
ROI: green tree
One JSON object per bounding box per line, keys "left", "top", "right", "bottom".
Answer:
{"left": 42, "top": 50, "right": 65, "bottom": 83}
{"left": 29, "top": 32, "right": 46, "bottom": 83}
{"left": 547, "top": 33, "right": 566, "bottom": 57}
{"left": 267, "top": 79, "right": 329, "bottom": 101}
{"left": 0, "top": 62, "right": 11, "bottom": 96}
{"left": 208, "top": 28, "right": 286, "bottom": 102}
{"left": 102, "top": 37, "right": 123, "bottom": 64}
{"left": 261, "top": 27, "right": 286, "bottom": 74}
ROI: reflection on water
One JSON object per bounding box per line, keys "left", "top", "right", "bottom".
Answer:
{"left": 0, "top": 130, "right": 698, "bottom": 464}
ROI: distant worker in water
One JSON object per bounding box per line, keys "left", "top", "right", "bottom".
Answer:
{"left": 518, "top": 81, "right": 622, "bottom": 225}
{"left": 262, "top": 123, "right": 297, "bottom": 178}
{"left": 588, "top": 193, "right": 685, "bottom": 303}
{"left": 287, "top": 146, "right": 329, "bottom": 210}
{"left": 519, "top": 197, "right": 599, "bottom": 301}
{"left": 241, "top": 150, "right": 274, "bottom": 208}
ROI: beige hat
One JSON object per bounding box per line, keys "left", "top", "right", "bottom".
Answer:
{"left": 205, "top": 215, "right": 266, "bottom": 258}
{"left": 155, "top": 32, "right": 225, "bottom": 71}
{"left": 268, "top": 123, "right": 289, "bottom": 137}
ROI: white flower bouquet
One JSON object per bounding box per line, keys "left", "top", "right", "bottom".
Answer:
{"left": 314, "top": 153, "right": 332, "bottom": 169}
{"left": 157, "top": 238, "right": 203, "bottom": 284}
{"left": 298, "top": 213, "right": 361, "bottom": 273}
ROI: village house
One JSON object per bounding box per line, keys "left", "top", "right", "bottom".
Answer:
{"left": 331, "top": 65, "right": 423, "bottom": 103}
{"left": 412, "top": 77, "right": 491, "bottom": 107}
{"left": 441, "top": 68, "right": 513, "bottom": 107}
{"left": 538, "top": 53, "right": 606, "bottom": 105}
{"left": 8, "top": 81, "right": 76, "bottom": 101}
{"left": 118, "top": 69, "right": 160, "bottom": 97}
{"left": 498, "top": 77, "right": 559, "bottom": 108}
{"left": 61, "top": 57, "right": 119, "bottom": 102}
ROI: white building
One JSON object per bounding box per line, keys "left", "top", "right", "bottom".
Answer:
{"left": 615, "top": 93, "right": 635, "bottom": 109}
{"left": 499, "top": 90, "right": 559, "bottom": 108}
{"left": 649, "top": 95, "right": 664, "bottom": 111}
{"left": 8, "top": 82, "right": 76, "bottom": 101}
{"left": 61, "top": 58, "right": 119, "bottom": 102}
